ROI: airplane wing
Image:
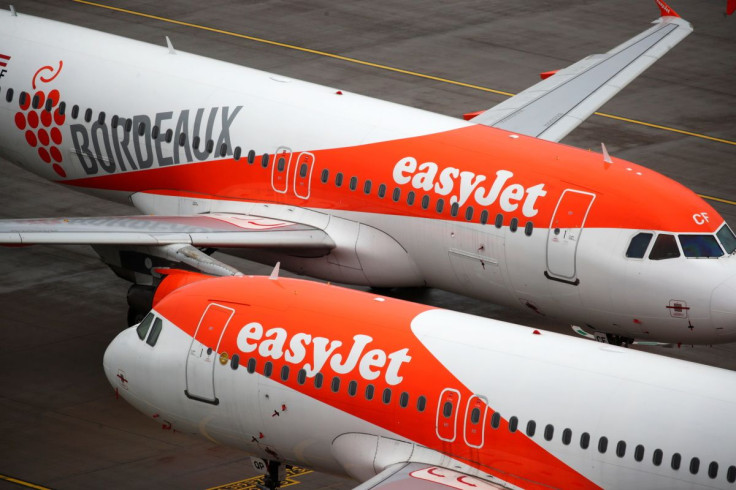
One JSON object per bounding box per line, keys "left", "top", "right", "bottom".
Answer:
{"left": 470, "top": 2, "right": 692, "bottom": 142}
{"left": 0, "top": 213, "right": 335, "bottom": 277}
{"left": 0, "top": 213, "right": 334, "bottom": 250}
{"left": 354, "top": 463, "right": 509, "bottom": 490}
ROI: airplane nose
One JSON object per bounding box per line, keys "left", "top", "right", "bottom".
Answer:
{"left": 711, "top": 275, "right": 736, "bottom": 338}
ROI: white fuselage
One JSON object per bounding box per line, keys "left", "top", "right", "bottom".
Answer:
{"left": 1, "top": 11, "right": 735, "bottom": 344}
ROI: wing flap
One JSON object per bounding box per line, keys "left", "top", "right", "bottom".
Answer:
{"left": 471, "top": 7, "right": 692, "bottom": 142}
{"left": 0, "top": 213, "right": 335, "bottom": 252}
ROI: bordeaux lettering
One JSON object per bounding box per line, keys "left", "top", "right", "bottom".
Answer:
{"left": 236, "top": 322, "right": 411, "bottom": 386}
{"left": 69, "top": 106, "right": 242, "bottom": 175}
{"left": 393, "top": 156, "right": 547, "bottom": 218}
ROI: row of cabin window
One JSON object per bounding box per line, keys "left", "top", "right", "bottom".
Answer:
{"left": 463, "top": 408, "right": 734, "bottom": 482}
{"left": 319, "top": 169, "right": 534, "bottom": 234}
{"left": 5, "top": 87, "right": 534, "bottom": 234}
{"left": 229, "top": 354, "right": 428, "bottom": 411}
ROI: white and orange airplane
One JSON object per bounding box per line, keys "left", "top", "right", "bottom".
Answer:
{"left": 104, "top": 268, "right": 736, "bottom": 489}
{"left": 1, "top": 1, "right": 735, "bottom": 345}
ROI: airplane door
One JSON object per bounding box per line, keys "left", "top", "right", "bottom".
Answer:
{"left": 546, "top": 189, "right": 595, "bottom": 283}
{"left": 185, "top": 303, "right": 235, "bottom": 404}
{"left": 271, "top": 146, "right": 292, "bottom": 194}
{"left": 463, "top": 395, "right": 488, "bottom": 448}
{"left": 436, "top": 388, "right": 461, "bottom": 442}
{"left": 293, "top": 152, "right": 315, "bottom": 199}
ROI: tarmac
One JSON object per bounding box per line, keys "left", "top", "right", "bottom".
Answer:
{"left": 0, "top": 0, "right": 734, "bottom": 488}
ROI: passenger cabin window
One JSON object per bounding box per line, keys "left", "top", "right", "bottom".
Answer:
{"left": 321, "top": 169, "right": 329, "bottom": 183}
{"left": 365, "top": 384, "right": 375, "bottom": 400}
{"left": 671, "top": 452, "right": 682, "bottom": 470}
{"left": 526, "top": 420, "right": 536, "bottom": 437}
{"left": 264, "top": 361, "right": 273, "bottom": 378}
{"left": 230, "top": 354, "right": 240, "bottom": 370}
{"left": 349, "top": 176, "right": 357, "bottom": 191}
{"left": 377, "top": 184, "right": 386, "bottom": 198}
{"left": 580, "top": 432, "right": 590, "bottom": 449}
{"left": 626, "top": 232, "right": 653, "bottom": 258}
{"left": 335, "top": 173, "right": 344, "bottom": 187}
{"left": 314, "top": 372, "right": 323, "bottom": 388}
{"left": 382, "top": 388, "right": 392, "bottom": 404}
{"left": 679, "top": 235, "right": 724, "bottom": 258}
{"left": 399, "top": 392, "right": 409, "bottom": 408}
{"left": 717, "top": 224, "right": 736, "bottom": 254}
{"left": 247, "top": 358, "right": 256, "bottom": 373}
{"left": 649, "top": 234, "right": 680, "bottom": 260}
{"left": 407, "top": 191, "right": 415, "bottom": 206}
{"left": 508, "top": 416, "right": 518, "bottom": 433}
{"left": 297, "top": 369, "right": 306, "bottom": 385}
{"left": 480, "top": 210, "right": 489, "bottom": 225}
{"left": 416, "top": 395, "right": 426, "bottom": 412}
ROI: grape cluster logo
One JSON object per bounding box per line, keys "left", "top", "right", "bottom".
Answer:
{"left": 14, "top": 61, "right": 66, "bottom": 178}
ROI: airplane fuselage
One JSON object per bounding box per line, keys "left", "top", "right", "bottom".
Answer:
{"left": 104, "top": 273, "right": 736, "bottom": 489}
{"left": 1, "top": 10, "right": 735, "bottom": 344}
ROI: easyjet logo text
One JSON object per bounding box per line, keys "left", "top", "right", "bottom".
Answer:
{"left": 236, "top": 322, "right": 411, "bottom": 386}
{"left": 70, "top": 106, "right": 242, "bottom": 175}
{"left": 393, "top": 157, "right": 547, "bottom": 217}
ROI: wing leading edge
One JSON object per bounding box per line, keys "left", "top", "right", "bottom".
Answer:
{"left": 471, "top": 0, "right": 692, "bottom": 142}
{"left": 0, "top": 213, "right": 335, "bottom": 251}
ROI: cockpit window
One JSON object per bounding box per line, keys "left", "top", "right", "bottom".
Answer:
{"left": 626, "top": 232, "right": 653, "bottom": 258}
{"left": 146, "top": 317, "right": 163, "bottom": 347}
{"left": 136, "top": 313, "right": 154, "bottom": 340}
{"left": 717, "top": 224, "right": 736, "bottom": 254}
{"left": 649, "top": 234, "right": 680, "bottom": 260}
{"left": 679, "top": 235, "right": 724, "bottom": 258}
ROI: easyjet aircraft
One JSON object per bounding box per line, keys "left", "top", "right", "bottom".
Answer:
{"left": 104, "top": 268, "right": 736, "bottom": 489}
{"left": 1, "top": 2, "right": 735, "bottom": 345}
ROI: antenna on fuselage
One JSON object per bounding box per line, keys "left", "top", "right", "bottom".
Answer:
{"left": 601, "top": 142, "right": 613, "bottom": 164}
{"left": 9, "top": 5, "right": 17, "bottom": 16}
{"left": 269, "top": 262, "right": 281, "bottom": 280}
{"left": 165, "top": 36, "right": 176, "bottom": 55}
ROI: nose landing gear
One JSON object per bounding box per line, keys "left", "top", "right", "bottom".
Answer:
{"left": 256, "top": 460, "right": 285, "bottom": 490}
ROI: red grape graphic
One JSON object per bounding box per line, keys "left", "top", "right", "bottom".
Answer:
{"left": 15, "top": 62, "right": 66, "bottom": 178}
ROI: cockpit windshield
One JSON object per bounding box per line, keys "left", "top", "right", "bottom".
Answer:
{"left": 679, "top": 235, "right": 724, "bottom": 258}
{"left": 136, "top": 313, "right": 154, "bottom": 340}
{"left": 649, "top": 234, "right": 680, "bottom": 260}
{"left": 135, "top": 312, "right": 163, "bottom": 346}
{"left": 717, "top": 224, "right": 736, "bottom": 254}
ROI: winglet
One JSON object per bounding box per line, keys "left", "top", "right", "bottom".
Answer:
{"left": 269, "top": 261, "right": 281, "bottom": 280}
{"left": 655, "top": 0, "right": 680, "bottom": 18}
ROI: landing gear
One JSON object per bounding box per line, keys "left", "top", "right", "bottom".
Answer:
{"left": 256, "top": 460, "right": 284, "bottom": 490}
{"left": 600, "top": 333, "right": 634, "bottom": 347}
